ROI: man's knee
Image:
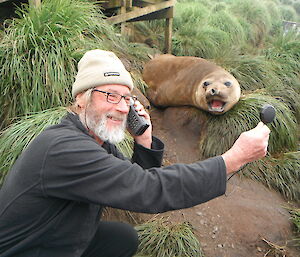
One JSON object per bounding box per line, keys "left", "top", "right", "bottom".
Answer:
{"left": 117, "top": 222, "right": 139, "bottom": 254}
{"left": 82, "top": 221, "right": 139, "bottom": 257}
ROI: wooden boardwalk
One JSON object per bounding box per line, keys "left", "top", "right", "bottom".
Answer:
{"left": 100, "top": 0, "right": 175, "bottom": 53}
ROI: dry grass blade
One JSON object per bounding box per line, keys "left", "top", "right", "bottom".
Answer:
{"left": 261, "top": 237, "right": 287, "bottom": 257}
{"left": 283, "top": 206, "right": 300, "bottom": 247}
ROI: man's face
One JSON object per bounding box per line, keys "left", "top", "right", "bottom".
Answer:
{"left": 80, "top": 84, "right": 131, "bottom": 144}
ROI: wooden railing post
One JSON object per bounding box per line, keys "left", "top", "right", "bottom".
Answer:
{"left": 165, "top": 15, "right": 173, "bottom": 54}
{"left": 120, "top": 0, "right": 126, "bottom": 35}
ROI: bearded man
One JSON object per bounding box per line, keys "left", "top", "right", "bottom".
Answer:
{"left": 0, "top": 50, "right": 270, "bottom": 257}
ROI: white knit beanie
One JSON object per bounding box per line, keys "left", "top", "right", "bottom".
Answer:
{"left": 72, "top": 49, "right": 134, "bottom": 98}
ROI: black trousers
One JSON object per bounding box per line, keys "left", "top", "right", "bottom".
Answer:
{"left": 81, "top": 221, "right": 139, "bottom": 257}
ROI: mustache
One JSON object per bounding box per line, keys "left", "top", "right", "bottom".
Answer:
{"left": 105, "top": 112, "right": 127, "bottom": 122}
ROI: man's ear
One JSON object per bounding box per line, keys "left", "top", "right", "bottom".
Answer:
{"left": 75, "top": 92, "right": 86, "bottom": 109}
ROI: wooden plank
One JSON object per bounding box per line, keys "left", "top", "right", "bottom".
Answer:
{"left": 103, "top": 0, "right": 157, "bottom": 9}
{"left": 0, "top": 0, "right": 11, "bottom": 3}
{"left": 107, "top": 0, "right": 175, "bottom": 25}
{"left": 142, "top": 0, "right": 164, "bottom": 3}
{"left": 129, "top": 6, "right": 173, "bottom": 22}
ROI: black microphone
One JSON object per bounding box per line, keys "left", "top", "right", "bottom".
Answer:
{"left": 260, "top": 104, "right": 276, "bottom": 124}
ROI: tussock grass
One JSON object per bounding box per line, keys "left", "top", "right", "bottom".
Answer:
{"left": 173, "top": 25, "right": 235, "bottom": 59}
{"left": 211, "top": 2, "right": 227, "bottom": 12}
{"left": 264, "top": 33, "right": 300, "bottom": 88}
{"left": 174, "top": 2, "right": 209, "bottom": 28}
{"left": 172, "top": 2, "right": 243, "bottom": 58}
{"left": 216, "top": 55, "right": 272, "bottom": 91}
{"left": 264, "top": 1, "right": 284, "bottom": 34}
{"left": 0, "top": 107, "right": 66, "bottom": 184}
{"left": 280, "top": 5, "right": 298, "bottom": 21}
{"left": 294, "top": 2, "right": 300, "bottom": 16}
{"left": 245, "top": 152, "right": 300, "bottom": 202}
{"left": 0, "top": 0, "right": 149, "bottom": 129}
{"left": 0, "top": 0, "right": 101, "bottom": 128}
{"left": 135, "top": 217, "right": 204, "bottom": 257}
{"left": 229, "top": 0, "right": 272, "bottom": 47}
{"left": 208, "top": 10, "right": 246, "bottom": 45}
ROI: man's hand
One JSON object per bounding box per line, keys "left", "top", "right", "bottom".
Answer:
{"left": 222, "top": 122, "right": 270, "bottom": 174}
{"left": 128, "top": 101, "right": 153, "bottom": 149}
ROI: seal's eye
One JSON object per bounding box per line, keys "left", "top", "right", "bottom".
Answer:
{"left": 203, "top": 81, "right": 210, "bottom": 87}
{"left": 224, "top": 81, "right": 232, "bottom": 87}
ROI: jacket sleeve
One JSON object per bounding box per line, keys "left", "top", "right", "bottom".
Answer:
{"left": 132, "top": 136, "right": 164, "bottom": 168}
{"left": 105, "top": 136, "right": 164, "bottom": 169}
{"left": 41, "top": 134, "right": 227, "bottom": 214}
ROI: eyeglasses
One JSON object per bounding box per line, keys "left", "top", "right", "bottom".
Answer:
{"left": 92, "top": 89, "right": 137, "bottom": 106}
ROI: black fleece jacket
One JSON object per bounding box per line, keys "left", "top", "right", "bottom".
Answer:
{"left": 0, "top": 113, "right": 227, "bottom": 257}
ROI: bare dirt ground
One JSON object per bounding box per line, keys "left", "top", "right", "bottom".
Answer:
{"left": 105, "top": 105, "right": 300, "bottom": 257}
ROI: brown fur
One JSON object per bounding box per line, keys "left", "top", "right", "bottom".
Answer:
{"left": 143, "top": 54, "right": 241, "bottom": 115}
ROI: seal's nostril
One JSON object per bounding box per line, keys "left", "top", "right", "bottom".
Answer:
{"left": 211, "top": 89, "right": 216, "bottom": 95}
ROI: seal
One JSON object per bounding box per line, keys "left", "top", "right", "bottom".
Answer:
{"left": 142, "top": 54, "right": 241, "bottom": 114}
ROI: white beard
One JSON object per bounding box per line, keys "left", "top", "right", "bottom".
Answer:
{"left": 81, "top": 110, "right": 127, "bottom": 144}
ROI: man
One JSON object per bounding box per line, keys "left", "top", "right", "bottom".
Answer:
{"left": 0, "top": 49, "right": 270, "bottom": 257}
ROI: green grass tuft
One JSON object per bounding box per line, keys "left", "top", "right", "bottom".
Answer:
{"left": 0, "top": 107, "right": 67, "bottom": 184}
{"left": 135, "top": 217, "right": 204, "bottom": 257}
{"left": 245, "top": 152, "right": 300, "bottom": 202}
{"left": 208, "top": 10, "right": 246, "bottom": 45}
{"left": 280, "top": 5, "right": 298, "bottom": 21}
{"left": 229, "top": 0, "right": 272, "bottom": 47}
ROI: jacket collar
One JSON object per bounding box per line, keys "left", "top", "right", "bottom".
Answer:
{"left": 65, "top": 112, "right": 91, "bottom": 137}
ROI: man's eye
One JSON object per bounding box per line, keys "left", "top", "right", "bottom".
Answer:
{"left": 108, "top": 93, "right": 119, "bottom": 101}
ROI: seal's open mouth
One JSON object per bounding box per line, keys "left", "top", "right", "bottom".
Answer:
{"left": 208, "top": 99, "right": 226, "bottom": 112}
